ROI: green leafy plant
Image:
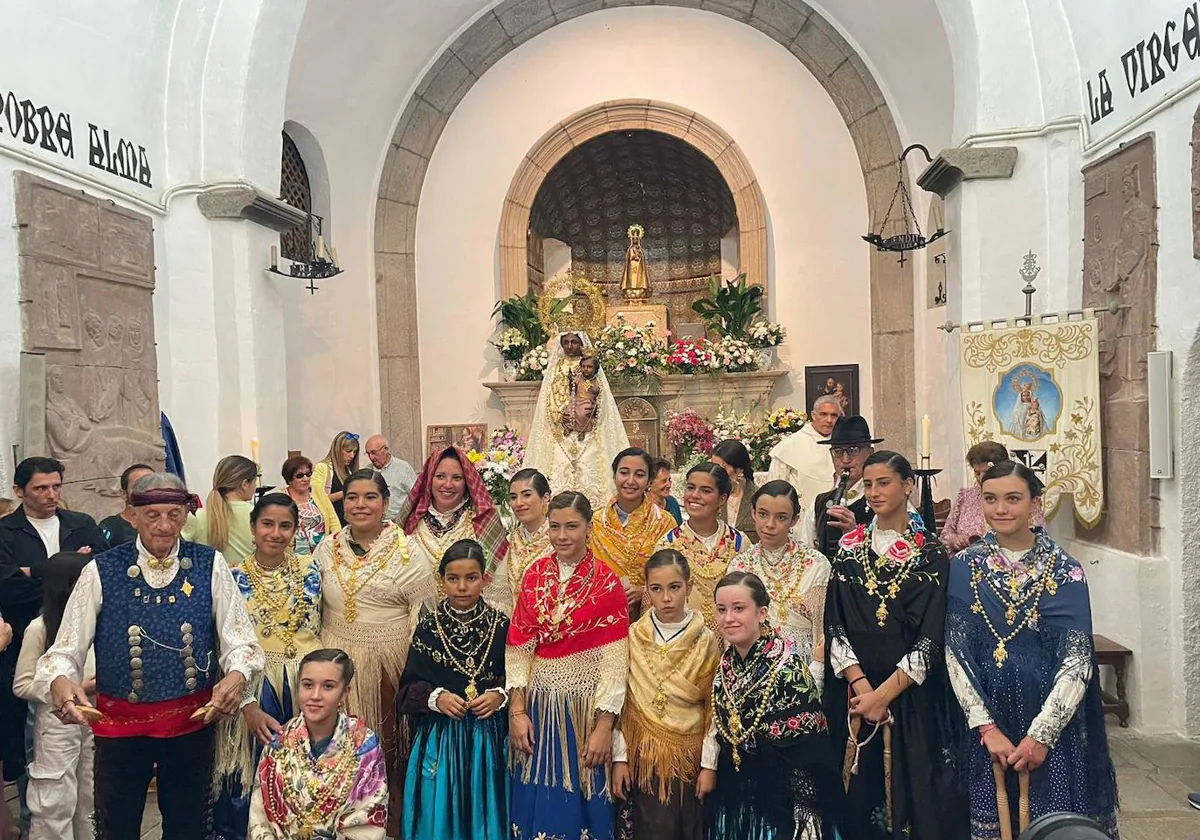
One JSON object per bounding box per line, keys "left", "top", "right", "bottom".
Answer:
{"left": 492, "top": 290, "right": 551, "bottom": 348}
{"left": 690, "top": 273, "right": 764, "bottom": 338}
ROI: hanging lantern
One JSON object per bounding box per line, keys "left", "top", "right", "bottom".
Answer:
{"left": 862, "top": 144, "right": 949, "bottom": 263}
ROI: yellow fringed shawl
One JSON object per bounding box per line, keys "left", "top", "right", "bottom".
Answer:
{"left": 621, "top": 611, "right": 719, "bottom": 802}
{"left": 591, "top": 498, "right": 676, "bottom": 585}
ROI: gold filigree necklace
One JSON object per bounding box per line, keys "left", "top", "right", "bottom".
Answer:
{"left": 332, "top": 530, "right": 405, "bottom": 622}
{"left": 712, "top": 645, "right": 786, "bottom": 771}
{"left": 432, "top": 601, "right": 500, "bottom": 702}
{"left": 242, "top": 551, "right": 306, "bottom": 658}
{"left": 969, "top": 542, "right": 1054, "bottom": 667}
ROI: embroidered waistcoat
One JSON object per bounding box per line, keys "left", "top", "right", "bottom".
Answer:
{"left": 94, "top": 541, "right": 217, "bottom": 704}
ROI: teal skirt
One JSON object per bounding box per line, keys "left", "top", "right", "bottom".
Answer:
{"left": 401, "top": 713, "right": 509, "bottom": 840}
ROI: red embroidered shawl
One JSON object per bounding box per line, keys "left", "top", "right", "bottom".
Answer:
{"left": 507, "top": 551, "right": 629, "bottom": 658}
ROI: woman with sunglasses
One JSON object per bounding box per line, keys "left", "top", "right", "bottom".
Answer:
{"left": 280, "top": 455, "right": 340, "bottom": 555}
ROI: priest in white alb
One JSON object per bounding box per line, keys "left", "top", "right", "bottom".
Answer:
{"left": 767, "top": 395, "right": 843, "bottom": 513}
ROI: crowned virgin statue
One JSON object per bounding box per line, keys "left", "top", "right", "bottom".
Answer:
{"left": 524, "top": 276, "right": 630, "bottom": 510}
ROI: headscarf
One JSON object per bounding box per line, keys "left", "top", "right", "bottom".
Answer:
{"left": 397, "top": 446, "right": 509, "bottom": 567}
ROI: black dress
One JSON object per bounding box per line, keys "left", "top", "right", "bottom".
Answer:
{"left": 823, "top": 517, "right": 968, "bottom": 840}
{"left": 812, "top": 491, "right": 873, "bottom": 559}
{"left": 330, "top": 470, "right": 347, "bottom": 526}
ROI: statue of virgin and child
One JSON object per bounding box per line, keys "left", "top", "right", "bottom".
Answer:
{"left": 523, "top": 275, "right": 630, "bottom": 511}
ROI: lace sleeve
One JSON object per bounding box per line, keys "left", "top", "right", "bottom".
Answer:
{"left": 946, "top": 647, "right": 993, "bottom": 728}
{"left": 1028, "top": 630, "right": 1092, "bottom": 747}
{"left": 897, "top": 637, "right": 938, "bottom": 686}
{"left": 211, "top": 553, "right": 266, "bottom": 680}
{"left": 505, "top": 640, "right": 535, "bottom": 691}
{"left": 829, "top": 634, "right": 859, "bottom": 676}
{"left": 594, "top": 637, "right": 628, "bottom": 715}
{"left": 36, "top": 562, "right": 102, "bottom": 687}
{"left": 700, "top": 718, "right": 720, "bottom": 770}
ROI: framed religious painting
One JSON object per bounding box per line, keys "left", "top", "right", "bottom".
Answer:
{"left": 426, "top": 424, "right": 488, "bottom": 457}
{"left": 804, "top": 364, "right": 859, "bottom": 416}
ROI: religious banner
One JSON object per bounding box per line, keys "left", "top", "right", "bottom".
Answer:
{"left": 959, "top": 316, "right": 1104, "bottom": 525}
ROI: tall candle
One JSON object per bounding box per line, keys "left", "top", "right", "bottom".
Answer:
{"left": 270, "top": 245, "right": 278, "bottom": 270}
{"left": 250, "top": 437, "right": 260, "bottom": 465}
{"left": 921, "top": 415, "right": 931, "bottom": 459}
{"left": 316, "top": 236, "right": 326, "bottom": 260}
{"left": 331, "top": 247, "right": 339, "bottom": 268}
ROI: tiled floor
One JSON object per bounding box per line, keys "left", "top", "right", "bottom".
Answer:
{"left": 5, "top": 728, "right": 1199, "bottom": 838}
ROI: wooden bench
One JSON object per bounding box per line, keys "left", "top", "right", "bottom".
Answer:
{"left": 1093, "top": 634, "right": 1131, "bottom": 727}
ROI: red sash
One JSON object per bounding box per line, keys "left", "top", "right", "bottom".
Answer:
{"left": 91, "top": 688, "right": 213, "bottom": 739}
{"left": 507, "top": 551, "right": 628, "bottom": 657}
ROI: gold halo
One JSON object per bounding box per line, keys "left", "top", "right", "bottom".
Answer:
{"left": 537, "top": 271, "right": 607, "bottom": 338}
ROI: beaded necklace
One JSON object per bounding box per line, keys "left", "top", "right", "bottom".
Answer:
{"left": 672, "top": 523, "right": 740, "bottom": 625}
{"left": 969, "top": 541, "right": 1054, "bottom": 667}
{"left": 842, "top": 521, "right": 925, "bottom": 627}
{"left": 332, "top": 528, "right": 406, "bottom": 622}
{"left": 712, "top": 642, "right": 787, "bottom": 771}
{"left": 414, "top": 509, "right": 475, "bottom": 577}
{"left": 242, "top": 551, "right": 307, "bottom": 658}
{"left": 431, "top": 600, "right": 501, "bottom": 701}
{"left": 740, "top": 540, "right": 813, "bottom": 622}
{"left": 265, "top": 720, "right": 358, "bottom": 840}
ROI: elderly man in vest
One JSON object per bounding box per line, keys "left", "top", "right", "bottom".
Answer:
{"left": 767, "top": 395, "right": 843, "bottom": 514}
{"left": 40, "top": 472, "right": 263, "bottom": 840}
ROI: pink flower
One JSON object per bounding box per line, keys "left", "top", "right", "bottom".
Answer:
{"left": 887, "top": 538, "right": 914, "bottom": 565}
{"left": 839, "top": 525, "right": 867, "bottom": 550}
{"left": 1069, "top": 566, "right": 1085, "bottom": 581}
{"left": 769, "top": 722, "right": 783, "bottom": 737}
{"left": 913, "top": 531, "right": 926, "bottom": 548}
{"left": 786, "top": 716, "right": 801, "bottom": 730}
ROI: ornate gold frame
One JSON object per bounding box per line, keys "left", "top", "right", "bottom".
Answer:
{"left": 537, "top": 271, "right": 607, "bottom": 338}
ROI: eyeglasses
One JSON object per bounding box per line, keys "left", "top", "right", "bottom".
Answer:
{"left": 293, "top": 472, "right": 312, "bottom": 480}
{"left": 830, "top": 446, "right": 866, "bottom": 459}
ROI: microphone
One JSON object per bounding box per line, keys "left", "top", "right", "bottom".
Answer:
{"left": 827, "top": 469, "right": 852, "bottom": 509}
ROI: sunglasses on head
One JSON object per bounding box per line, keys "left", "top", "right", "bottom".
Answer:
{"left": 344, "top": 433, "right": 360, "bottom": 442}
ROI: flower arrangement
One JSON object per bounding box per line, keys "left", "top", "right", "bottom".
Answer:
{"left": 665, "top": 408, "right": 714, "bottom": 466}
{"left": 711, "top": 407, "right": 755, "bottom": 449}
{"left": 668, "top": 337, "right": 720, "bottom": 375}
{"left": 515, "top": 344, "right": 550, "bottom": 381}
{"left": 748, "top": 406, "right": 807, "bottom": 470}
{"left": 466, "top": 427, "right": 526, "bottom": 522}
{"left": 765, "top": 406, "right": 806, "bottom": 435}
{"left": 595, "top": 314, "right": 670, "bottom": 385}
{"left": 713, "top": 336, "right": 759, "bottom": 372}
{"left": 492, "top": 327, "right": 529, "bottom": 362}
{"left": 747, "top": 320, "right": 787, "bottom": 348}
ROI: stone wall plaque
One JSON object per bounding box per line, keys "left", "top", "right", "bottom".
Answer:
{"left": 1080, "top": 134, "right": 1159, "bottom": 554}
{"left": 617, "top": 397, "right": 659, "bottom": 458}
{"left": 14, "top": 171, "right": 165, "bottom": 519}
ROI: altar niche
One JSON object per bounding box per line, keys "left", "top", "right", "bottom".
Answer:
{"left": 528, "top": 128, "right": 742, "bottom": 339}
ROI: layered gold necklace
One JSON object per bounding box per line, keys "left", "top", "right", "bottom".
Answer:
{"left": 969, "top": 542, "right": 1055, "bottom": 667}
{"left": 843, "top": 523, "right": 924, "bottom": 627}
{"left": 741, "top": 540, "right": 813, "bottom": 622}
{"left": 332, "top": 528, "right": 407, "bottom": 622}
{"left": 414, "top": 507, "right": 475, "bottom": 578}
{"left": 268, "top": 722, "right": 358, "bottom": 840}
{"left": 712, "top": 645, "right": 786, "bottom": 771}
{"left": 645, "top": 612, "right": 693, "bottom": 717}
{"left": 242, "top": 551, "right": 306, "bottom": 658}
{"left": 432, "top": 602, "right": 501, "bottom": 701}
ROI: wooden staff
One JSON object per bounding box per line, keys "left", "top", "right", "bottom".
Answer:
{"left": 883, "top": 721, "right": 894, "bottom": 833}
{"left": 1018, "top": 771, "right": 1030, "bottom": 831}
{"left": 992, "top": 758, "right": 1014, "bottom": 840}
{"left": 842, "top": 715, "right": 862, "bottom": 791}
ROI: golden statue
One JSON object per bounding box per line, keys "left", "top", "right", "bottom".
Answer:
{"left": 620, "top": 224, "right": 651, "bottom": 301}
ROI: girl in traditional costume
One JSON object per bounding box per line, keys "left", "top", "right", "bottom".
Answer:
{"left": 508, "top": 491, "right": 629, "bottom": 840}
{"left": 212, "top": 493, "right": 322, "bottom": 840}
{"left": 710, "top": 571, "right": 840, "bottom": 839}
{"left": 730, "top": 480, "right": 830, "bottom": 662}
{"left": 824, "top": 451, "right": 968, "bottom": 840}
{"left": 505, "top": 468, "right": 553, "bottom": 599}
{"left": 946, "top": 461, "right": 1118, "bottom": 839}
{"left": 398, "top": 446, "right": 512, "bottom": 614}
{"left": 248, "top": 648, "right": 388, "bottom": 839}
{"left": 591, "top": 448, "right": 677, "bottom": 616}
{"left": 316, "top": 470, "right": 435, "bottom": 833}
{"left": 612, "top": 549, "right": 719, "bottom": 840}
{"left": 658, "top": 462, "right": 749, "bottom": 630}
{"left": 397, "top": 539, "right": 510, "bottom": 840}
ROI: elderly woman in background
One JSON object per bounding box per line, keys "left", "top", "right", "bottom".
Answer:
{"left": 942, "top": 443, "right": 1045, "bottom": 552}
{"left": 710, "top": 439, "right": 758, "bottom": 543}
{"left": 280, "top": 455, "right": 340, "bottom": 555}
{"left": 316, "top": 469, "right": 435, "bottom": 835}
{"left": 313, "top": 431, "right": 361, "bottom": 527}
{"left": 646, "top": 457, "right": 683, "bottom": 526}
{"left": 183, "top": 455, "right": 258, "bottom": 563}
{"left": 398, "top": 447, "right": 511, "bottom": 614}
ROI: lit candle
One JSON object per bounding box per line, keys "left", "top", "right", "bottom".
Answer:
{"left": 250, "top": 437, "right": 260, "bottom": 465}
{"left": 921, "top": 415, "right": 931, "bottom": 459}
{"left": 331, "top": 247, "right": 339, "bottom": 268}
{"left": 316, "top": 236, "right": 326, "bottom": 260}
{"left": 270, "top": 246, "right": 278, "bottom": 269}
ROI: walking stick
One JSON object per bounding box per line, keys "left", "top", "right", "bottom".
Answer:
{"left": 883, "top": 720, "right": 894, "bottom": 833}
{"left": 1018, "top": 771, "right": 1031, "bottom": 831}
{"left": 992, "top": 758, "right": 1014, "bottom": 840}
{"left": 842, "top": 715, "right": 862, "bottom": 791}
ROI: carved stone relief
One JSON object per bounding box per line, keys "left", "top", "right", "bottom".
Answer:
{"left": 1080, "top": 135, "right": 1159, "bottom": 554}
{"left": 14, "top": 172, "right": 164, "bottom": 518}
{"left": 617, "top": 397, "right": 659, "bottom": 457}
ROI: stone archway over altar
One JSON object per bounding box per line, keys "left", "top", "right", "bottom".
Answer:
{"left": 497, "top": 100, "right": 768, "bottom": 301}
{"left": 374, "top": 0, "right": 915, "bottom": 457}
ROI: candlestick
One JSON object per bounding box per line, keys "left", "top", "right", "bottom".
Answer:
{"left": 270, "top": 246, "right": 278, "bottom": 270}
{"left": 250, "top": 437, "right": 260, "bottom": 465}
{"left": 921, "top": 414, "right": 931, "bottom": 459}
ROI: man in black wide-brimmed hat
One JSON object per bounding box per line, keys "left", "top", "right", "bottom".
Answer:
{"left": 807, "top": 416, "right": 883, "bottom": 558}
